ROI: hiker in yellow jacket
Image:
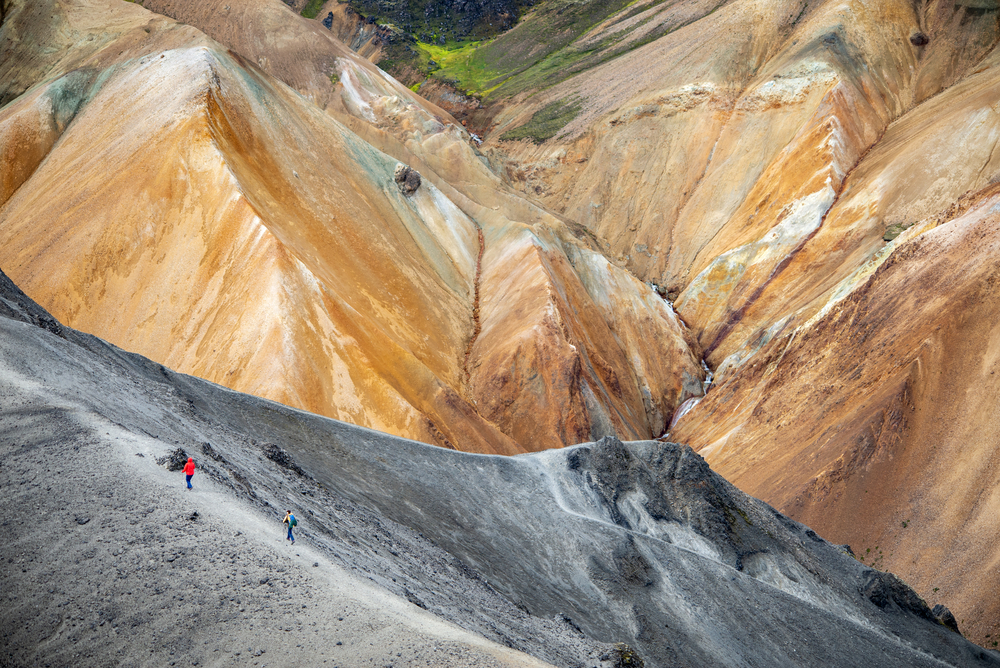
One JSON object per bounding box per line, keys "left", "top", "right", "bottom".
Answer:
{"left": 283, "top": 510, "right": 297, "bottom": 544}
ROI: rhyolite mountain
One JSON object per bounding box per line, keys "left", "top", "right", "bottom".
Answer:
{"left": 1, "top": 267, "right": 996, "bottom": 667}
{"left": 3, "top": 0, "right": 1000, "bottom": 654}
{"left": 309, "top": 0, "right": 1000, "bottom": 645}
{"left": 0, "top": 0, "right": 704, "bottom": 458}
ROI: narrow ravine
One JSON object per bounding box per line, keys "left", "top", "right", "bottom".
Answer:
{"left": 463, "top": 225, "right": 485, "bottom": 385}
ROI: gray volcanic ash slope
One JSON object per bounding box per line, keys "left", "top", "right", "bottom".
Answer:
{"left": 0, "top": 266, "right": 996, "bottom": 668}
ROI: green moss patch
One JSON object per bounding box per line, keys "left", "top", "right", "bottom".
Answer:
{"left": 301, "top": 0, "right": 325, "bottom": 19}
{"left": 369, "top": 0, "right": 721, "bottom": 105}
{"left": 883, "top": 221, "right": 914, "bottom": 241}
{"left": 500, "top": 97, "right": 582, "bottom": 143}
{"left": 416, "top": 41, "right": 498, "bottom": 93}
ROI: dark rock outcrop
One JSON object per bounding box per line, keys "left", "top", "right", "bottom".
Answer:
{"left": 261, "top": 443, "right": 306, "bottom": 476}
{"left": 861, "top": 570, "right": 936, "bottom": 620}
{"left": 933, "top": 604, "right": 962, "bottom": 634}
{"left": 156, "top": 447, "right": 189, "bottom": 471}
{"left": 0, "top": 269, "right": 62, "bottom": 337}
{"left": 393, "top": 163, "right": 421, "bottom": 195}
{"left": 346, "top": 0, "right": 527, "bottom": 41}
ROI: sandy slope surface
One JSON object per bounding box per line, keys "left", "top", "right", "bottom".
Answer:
{"left": 0, "top": 355, "right": 580, "bottom": 666}
{"left": 1, "top": 269, "right": 997, "bottom": 667}
{"left": 1, "top": 409, "right": 557, "bottom": 668}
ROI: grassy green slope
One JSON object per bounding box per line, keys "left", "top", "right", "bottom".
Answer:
{"left": 470, "top": 0, "right": 645, "bottom": 96}
{"left": 336, "top": 0, "right": 731, "bottom": 140}
{"left": 423, "top": 0, "right": 731, "bottom": 100}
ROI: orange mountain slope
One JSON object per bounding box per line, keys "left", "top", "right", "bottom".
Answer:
{"left": 0, "top": 0, "right": 703, "bottom": 454}
{"left": 445, "top": 3, "right": 1000, "bottom": 639}
{"left": 490, "top": 0, "right": 1000, "bottom": 370}
{"left": 671, "top": 182, "right": 1000, "bottom": 644}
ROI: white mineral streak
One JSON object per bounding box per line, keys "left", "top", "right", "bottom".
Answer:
{"left": 404, "top": 184, "right": 479, "bottom": 286}
{"left": 679, "top": 184, "right": 836, "bottom": 313}
{"left": 670, "top": 397, "right": 701, "bottom": 429}
{"left": 697, "top": 426, "right": 740, "bottom": 460}
{"left": 736, "top": 60, "right": 838, "bottom": 112}
{"left": 337, "top": 61, "right": 376, "bottom": 122}
{"left": 799, "top": 217, "right": 939, "bottom": 333}
{"left": 527, "top": 450, "right": 724, "bottom": 564}
{"left": 714, "top": 314, "right": 794, "bottom": 383}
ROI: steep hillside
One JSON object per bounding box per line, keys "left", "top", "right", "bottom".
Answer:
{"left": 0, "top": 270, "right": 599, "bottom": 668}
{"left": 670, "top": 181, "right": 1000, "bottom": 646}
{"left": 0, "top": 0, "right": 704, "bottom": 454}
{"left": 376, "top": 0, "right": 1000, "bottom": 643}
{"left": 1, "top": 268, "right": 996, "bottom": 667}
{"left": 6, "top": 0, "right": 1000, "bottom": 651}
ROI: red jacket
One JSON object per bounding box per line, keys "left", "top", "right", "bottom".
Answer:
{"left": 183, "top": 458, "right": 195, "bottom": 475}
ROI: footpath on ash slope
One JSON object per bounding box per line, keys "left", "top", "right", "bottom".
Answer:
{"left": 1, "top": 268, "right": 997, "bottom": 667}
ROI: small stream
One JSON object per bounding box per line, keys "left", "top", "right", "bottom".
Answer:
{"left": 667, "top": 359, "right": 715, "bottom": 432}
{"left": 701, "top": 359, "right": 714, "bottom": 394}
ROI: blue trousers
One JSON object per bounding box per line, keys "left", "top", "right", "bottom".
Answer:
{"left": 287, "top": 525, "right": 294, "bottom": 541}
{"left": 186, "top": 474, "right": 193, "bottom": 489}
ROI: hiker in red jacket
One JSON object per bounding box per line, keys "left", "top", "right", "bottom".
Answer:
{"left": 183, "top": 457, "right": 196, "bottom": 489}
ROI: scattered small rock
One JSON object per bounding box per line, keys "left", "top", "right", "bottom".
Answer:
{"left": 404, "top": 589, "right": 427, "bottom": 610}
{"left": 188, "top": 512, "right": 199, "bottom": 522}
{"left": 262, "top": 444, "right": 306, "bottom": 476}
{"left": 75, "top": 516, "right": 90, "bottom": 525}
{"left": 557, "top": 613, "right": 583, "bottom": 635}
{"left": 201, "top": 442, "right": 226, "bottom": 462}
{"left": 604, "top": 643, "right": 644, "bottom": 667}
{"left": 394, "top": 164, "right": 421, "bottom": 196}
{"left": 883, "top": 222, "right": 910, "bottom": 241}
{"left": 910, "top": 31, "right": 930, "bottom": 46}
